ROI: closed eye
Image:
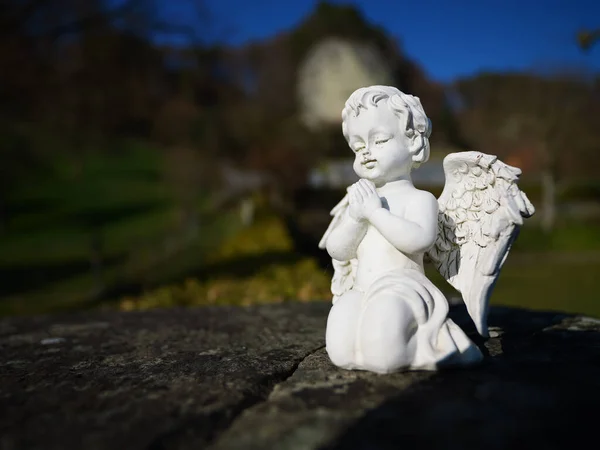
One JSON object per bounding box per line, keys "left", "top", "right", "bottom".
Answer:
{"left": 375, "top": 138, "right": 390, "bottom": 145}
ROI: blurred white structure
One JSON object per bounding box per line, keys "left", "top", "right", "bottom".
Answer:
{"left": 298, "top": 38, "right": 393, "bottom": 129}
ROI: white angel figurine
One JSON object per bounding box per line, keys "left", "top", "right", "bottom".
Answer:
{"left": 319, "top": 86, "right": 535, "bottom": 373}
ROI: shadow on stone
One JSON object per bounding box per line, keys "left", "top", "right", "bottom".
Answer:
{"left": 323, "top": 307, "right": 600, "bottom": 450}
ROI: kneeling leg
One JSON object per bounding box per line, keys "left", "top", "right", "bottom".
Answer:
{"left": 358, "top": 296, "right": 418, "bottom": 373}
{"left": 325, "top": 290, "right": 362, "bottom": 369}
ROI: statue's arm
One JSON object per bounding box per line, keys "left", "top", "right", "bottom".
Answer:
{"left": 368, "top": 191, "right": 438, "bottom": 255}
{"left": 325, "top": 212, "right": 368, "bottom": 261}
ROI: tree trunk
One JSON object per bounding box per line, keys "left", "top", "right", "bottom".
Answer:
{"left": 0, "top": 195, "right": 5, "bottom": 234}
{"left": 240, "top": 197, "right": 255, "bottom": 226}
{"left": 90, "top": 232, "right": 105, "bottom": 298}
{"left": 540, "top": 169, "right": 556, "bottom": 233}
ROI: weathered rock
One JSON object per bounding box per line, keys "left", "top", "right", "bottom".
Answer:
{"left": 1, "top": 303, "right": 599, "bottom": 450}
{"left": 0, "top": 303, "right": 326, "bottom": 449}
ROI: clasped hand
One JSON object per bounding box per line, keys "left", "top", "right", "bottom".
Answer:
{"left": 348, "top": 179, "right": 382, "bottom": 222}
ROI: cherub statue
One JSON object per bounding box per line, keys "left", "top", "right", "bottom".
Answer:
{"left": 319, "top": 86, "right": 535, "bottom": 373}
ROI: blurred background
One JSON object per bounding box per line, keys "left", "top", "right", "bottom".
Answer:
{"left": 1, "top": 0, "right": 599, "bottom": 317}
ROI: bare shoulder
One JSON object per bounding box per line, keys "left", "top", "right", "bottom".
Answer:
{"left": 407, "top": 187, "right": 438, "bottom": 208}
{"left": 405, "top": 188, "right": 439, "bottom": 221}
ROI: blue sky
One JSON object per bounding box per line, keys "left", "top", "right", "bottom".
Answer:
{"left": 160, "top": 0, "right": 600, "bottom": 82}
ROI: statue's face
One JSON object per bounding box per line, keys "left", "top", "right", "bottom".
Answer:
{"left": 346, "top": 103, "right": 413, "bottom": 186}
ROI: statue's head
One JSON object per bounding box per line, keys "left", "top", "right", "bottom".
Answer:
{"left": 341, "top": 86, "right": 432, "bottom": 185}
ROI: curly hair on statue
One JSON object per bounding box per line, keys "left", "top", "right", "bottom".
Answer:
{"left": 341, "top": 85, "right": 432, "bottom": 168}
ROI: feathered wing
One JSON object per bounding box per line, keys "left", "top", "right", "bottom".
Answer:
{"left": 318, "top": 194, "right": 357, "bottom": 303}
{"left": 427, "top": 151, "right": 535, "bottom": 337}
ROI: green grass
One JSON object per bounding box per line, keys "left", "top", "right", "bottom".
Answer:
{"left": 0, "top": 142, "right": 234, "bottom": 315}
{"left": 510, "top": 221, "right": 600, "bottom": 253}
{"left": 489, "top": 253, "right": 600, "bottom": 316}
{"left": 425, "top": 221, "right": 600, "bottom": 318}
{"left": 426, "top": 253, "right": 600, "bottom": 318}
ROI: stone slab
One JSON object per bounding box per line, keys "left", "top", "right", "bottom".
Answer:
{"left": 0, "top": 303, "right": 327, "bottom": 449}
{"left": 1, "top": 303, "right": 599, "bottom": 450}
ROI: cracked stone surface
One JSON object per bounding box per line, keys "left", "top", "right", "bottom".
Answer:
{"left": 1, "top": 303, "right": 600, "bottom": 450}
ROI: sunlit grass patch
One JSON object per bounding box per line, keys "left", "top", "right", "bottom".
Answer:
{"left": 119, "top": 215, "right": 331, "bottom": 310}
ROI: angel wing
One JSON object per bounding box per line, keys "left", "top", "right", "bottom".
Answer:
{"left": 318, "top": 194, "right": 357, "bottom": 304}
{"left": 426, "top": 151, "right": 535, "bottom": 337}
